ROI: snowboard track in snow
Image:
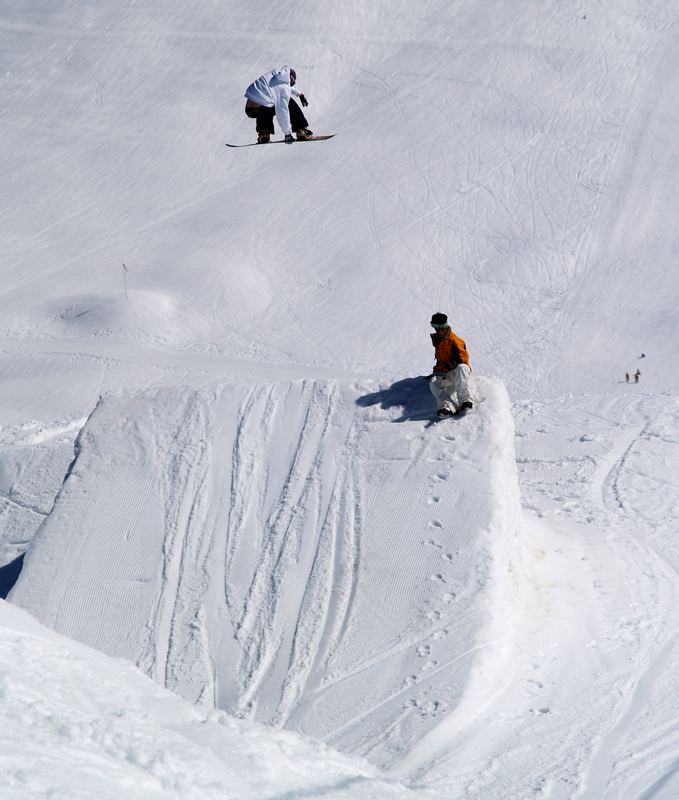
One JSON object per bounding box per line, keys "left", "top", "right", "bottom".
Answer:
{"left": 11, "top": 375, "right": 522, "bottom": 775}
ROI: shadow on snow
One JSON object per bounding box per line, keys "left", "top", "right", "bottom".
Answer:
{"left": 355, "top": 376, "right": 435, "bottom": 422}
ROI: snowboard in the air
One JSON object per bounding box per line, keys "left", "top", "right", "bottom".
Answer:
{"left": 226, "top": 134, "right": 336, "bottom": 148}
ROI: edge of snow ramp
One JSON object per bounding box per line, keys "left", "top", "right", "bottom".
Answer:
{"left": 10, "top": 376, "right": 522, "bottom": 770}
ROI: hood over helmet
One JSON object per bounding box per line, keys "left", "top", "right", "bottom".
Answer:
{"left": 269, "top": 65, "right": 296, "bottom": 87}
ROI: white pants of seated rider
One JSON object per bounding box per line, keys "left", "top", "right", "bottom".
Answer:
{"left": 429, "top": 364, "right": 473, "bottom": 410}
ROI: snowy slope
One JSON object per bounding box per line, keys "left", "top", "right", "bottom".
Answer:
{"left": 2, "top": 1, "right": 678, "bottom": 395}
{"left": 2, "top": 0, "right": 679, "bottom": 798}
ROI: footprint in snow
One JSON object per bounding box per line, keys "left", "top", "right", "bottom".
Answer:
{"left": 527, "top": 678, "right": 545, "bottom": 690}
{"left": 409, "top": 698, "right": 448, "bottom": 719}
{"left": 421, "top": 538, "right": 442, "bottom": 549}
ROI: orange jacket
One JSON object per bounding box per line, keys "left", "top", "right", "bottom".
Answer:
{"left": 431, "top": 327, "right": 470, "bottom": 373}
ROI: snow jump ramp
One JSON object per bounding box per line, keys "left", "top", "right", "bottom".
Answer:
{"left": 11, "top": 375, "right": 521, "bottom": 767}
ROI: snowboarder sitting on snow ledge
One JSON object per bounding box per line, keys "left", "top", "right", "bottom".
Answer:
{"left": 428, "top": 312, "right": 474, "bottom": 418}
{"left": 244, "top": 65, "right": 313, "bottom": 144}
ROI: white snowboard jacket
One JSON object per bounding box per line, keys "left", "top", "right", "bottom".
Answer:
{"left": 244, "top": 65, "right": 302, "bottom": 136}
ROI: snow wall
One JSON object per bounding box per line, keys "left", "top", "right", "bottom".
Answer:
{"left": 11, "top": 374, "right": 522, "bottom": 767}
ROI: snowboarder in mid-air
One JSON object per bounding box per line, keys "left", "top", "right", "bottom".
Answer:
{"left": 244, "top": 65, "right": 313, "bottom": 144}
{"left": 428, "top": 312, "right": 475, "bottom": 418}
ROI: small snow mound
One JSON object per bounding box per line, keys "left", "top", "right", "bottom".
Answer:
{"left": 47, "top": 291, "right": 208, "bottom": 346}
{"left": 57, "top": 291, "right": 174, "bottom": 332}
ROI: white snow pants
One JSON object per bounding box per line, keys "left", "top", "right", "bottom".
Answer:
{"left": 429, "top": 364, "right": 473, "bottom": 412}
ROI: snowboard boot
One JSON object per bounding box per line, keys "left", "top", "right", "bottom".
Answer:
{"left": 257, "top": 132, "right": 271, "bottom": 144}
{"left": 437, "top": 402, "right": 457, "bottom": 418}
{"left": 295, "top": 128, "right": 314, "bottom": 140}
{"left": 460, "top": 401, "right": 474, "bottom": 411}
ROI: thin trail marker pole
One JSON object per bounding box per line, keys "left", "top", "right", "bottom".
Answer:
{"left": 122, "top": 263, "right": 129, "bottom": 300}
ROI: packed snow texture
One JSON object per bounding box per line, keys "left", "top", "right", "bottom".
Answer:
{"left": 2, "top": 0, "right": 679, "bottom": 798}
{"left": 0, "top": 599, "right": 440, "bottom": 800}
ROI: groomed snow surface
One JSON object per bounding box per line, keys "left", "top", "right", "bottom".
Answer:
{"left": 2, "top": 1, "right": 679, "bottom": 798}
{"left": 0, "top": 599, "right": 442, "bottom": 800}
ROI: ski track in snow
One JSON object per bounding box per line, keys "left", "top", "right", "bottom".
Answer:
{"left": 458, "top": 392, "right": 679, "bottom": 800}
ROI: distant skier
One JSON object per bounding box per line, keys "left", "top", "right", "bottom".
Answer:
{"left": 244, "top": 65, "right": 313, "bottom": 144}
{"left": 634, "top": 369, "right": 641, "bottom": 383}
{"left": 428, "top": 312, "right": 474, "bottom": 417}
{"left": 625, "top": 372, "right": 630, "bottom": 383}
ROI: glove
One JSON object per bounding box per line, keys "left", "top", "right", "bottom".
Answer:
{"left": 284, "top": 134, "right": 295, "bottom": 144}
{"left": 300, "top": 94, "right": 309, "bottom": 107}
